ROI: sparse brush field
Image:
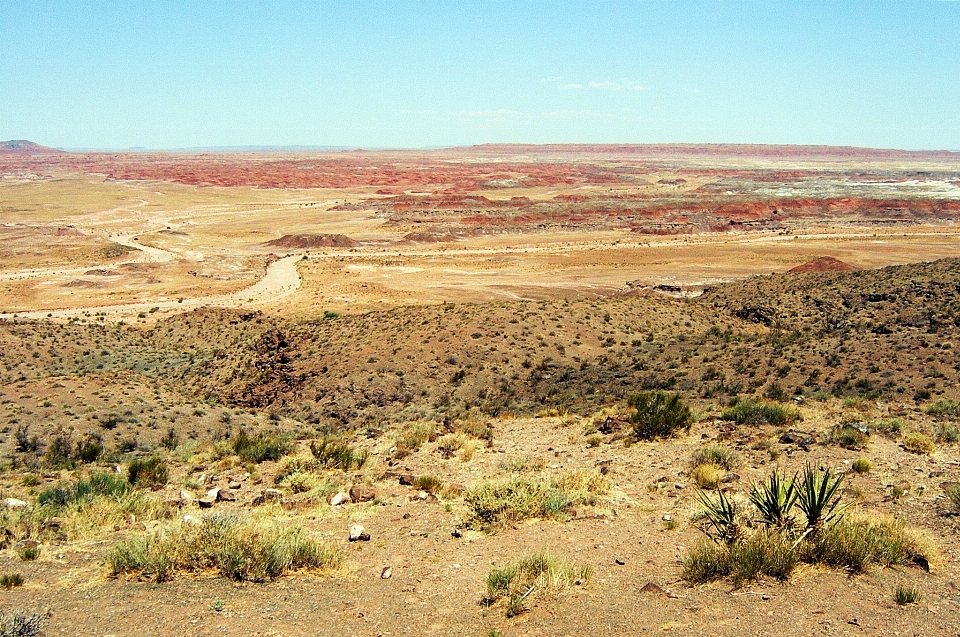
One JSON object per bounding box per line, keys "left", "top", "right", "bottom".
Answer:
{"left": 2, "top": 233, "right": 960, "bottom": 632}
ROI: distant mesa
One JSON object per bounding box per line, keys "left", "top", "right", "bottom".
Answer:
{"left": 788, "top": 256, "right": 856, "bottom": 273}
{"left": 265, "top": 234, "right": 357, "bottom": 249}
{"left": 0, "top": 140, "right": 61, "bottom": 154}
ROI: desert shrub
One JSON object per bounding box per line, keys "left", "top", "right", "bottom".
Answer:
{"left": 870, "top": 417, "right": 904, "bottom": 438}
{"left": 16, "top": 546, "right": 39, "bottom": 562}
{"left": 482, "top": 553, "right": 590, "bottom": 617}
{"left": 808, "top": 514, "right": 930, "bottom": 574}
{"left": 924, "top": 399, "right": 960, "bottom": 418}
{"left": 683, "top": 529, "right": 797, "bottom": 585}
{"left": 721, "top": 400, "right": 798, "bottom": 427}
{"left": 0, "top": 573, "right": 23, "bottom": 589}
{"left": 463, "top": 475, "right": 597, "bottom": 531}
{"left": 393, "top": 422, "right": 438, "bottom": 458}
{"left": 691, "top": 445, "right": 741, "bottom": 471}
{"left": 43, "top": 429, "right": 73, "bottom": 468}
{"left": 497, "top": 456, "right": 545, "bottom": 473}
{"left": 901, "top": 433, "right": 935, "bottom": 455}
{"left": 895, "top": 584, "right": 922, "bottom": 605}
{"left": 628, "top": 391, "right": 693, "bottom": 440}
{"left": 436, "top": 433, "right": 467, "bottom": 458}
{"left": 943, "top": 483, "right": 960, "bottom": 513}
{"left": 0, "top": 610, "right": 45, "bottom": 636}
{"left": 128, "top": 456, "right": 168, "bottom": 488}
{"left": 108, "top": 514, "right": 341, "bottom": 582}
{"left": 795, "top": 464, "right": 848, "bottom": 535}
{"left": 828, "top": 424, "right": 869, "bottom": 450}
{"left": 934, "top": 422, "right": 960, "bottom": 443}
{"left": 232, "top": 432, "right": 293, "bottom": 464}
{"left": 413, "top": 475, "right": 444, "bottom": 494}
{"left": 159, "top": 427, "right": 180, "bottom": 450}
{"left": 309, "top": 437, "right": 367, "bottom": 470}
{"left": 691, "top": 463, "right": 724, "bottom": 489}
{"left": 750, "top": 470, "right": 798, "bottom": 531}
{"left": 456, "top": 420, "right": 494, "bottom": 446}
{"left": 851, "top": 458, "right": 872, "bottom": 474}
{"left": 278, "top": 471, "right": 317, "bottom": 494}
{"left": 38, "top": 471, "right": 131, "bottom": 508}
{"left": 551, "top": 469, "right": 611, "bottom": 505}
{"left": 74, "top": 432, "right": 104, "bottom": 464}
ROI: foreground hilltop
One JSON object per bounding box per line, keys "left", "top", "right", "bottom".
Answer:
{"left": 0, "top": 257, "right": 958, "bottom": 636}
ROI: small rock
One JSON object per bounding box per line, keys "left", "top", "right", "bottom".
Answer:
{"left": 328, "top": 492, "right": 348, "bottom": 506}
{"left": 398, "top": 474, "right": 416, "bottom": 486}
{"left": 762, "top": 594, "right": 771, "bottom": 600}
{"left": 380, "top": 566, "right": 392, "bottom": 579}
{"left": 640, "top": 582, "right": 666, "bottom": 595}
{"left": 4, "top": 498, "right": 28, "bottom": 509}
{"left": 217, "top": 489, "right": 236, "bottom": 502}
{"left": 721, "top": 473, "right": 740, "bottom": 483}
{"left": 179, "top": 490, "right": 194, "bottom": 504}
{"left": 14, "top": 539, "right": 39, "bottom": 551}
{"left": 615, "top": 558, "right": 626, "bottom": 566}
{"left": 451, "top": 529, "right": 462, "bottom": 538}
{"left": 263, "top": 488, "right": 283, "bottom": 501}
{"left": 228, "top": 481, "right": 242, "bottom": 490}
{"left": 349, "top": 525, "right": 370, "bottom": 542}
{"left": 661, "top": 514, "right": 672, "bottom": 522}
{"left": 197, "top": 497, "right": 216, "bottom": 509}
{"left": 206, "top": 487, "right": 221, "bottom": 501}
{"left": 674, "top": 483, "right": 686, "bottom": 490}
{"left": 198, "top": 473, "right": 207, "bottom": 484}
{"left": 349, "top": 484, "right": 376, "bottom": 502}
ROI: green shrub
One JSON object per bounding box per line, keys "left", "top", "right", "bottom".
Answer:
{"left": 232, "top": 433, "right": 293, "bottom": 464}
{"left": 828, "top": 424, "right": 869, "bottom": 450}
{"left": 683, "top": 530, "right": 796, "bottom": 585}
{"left": 74, "top": 432, "right": 104, "bottom": 464}
{"left": 108, "top": 514, "right": 341, "bottom": 583}
{"left": 721, "top": 399, "right": 798, "bottom": 427}
{"left": 809, "top": 514, "right": 930, "bottom": 574}
{"left": 39, "top": 471, "right": 131, "bottom": 508}
{"left": 852, "top": 458, "right": 872, "bottom": 474}
{"left": 628, "top": 391, "right": 693, "bottom": 440}
{"left": 945, "top": 483, "right": 960, "bottom": 513}
{"left": 0, "top": 573, "right": 23, "bottom": 589}
{"left": 393, "top": 422, "right": 438, "bottom": 458}
{"left": 924, "top": 399, "right": 960, "bottom": 418}
{"left": 309, "top": 437, "right": 367, "bottom": 470}
{"left": 934, "top": 422, "right": 960, "bottom": 443}
{"left": 482, "top": 553, "right": 590, "bottom": 617}
{"left": 795, "top": 464, "right": 848, "bottom": 535}
{"left": 691, "top": 463, "right": 724, "bottom": 489}
{"left": 17, "top": 546, "right": 39, "bottom": 562}
{"left": 691, "top": 445, "right": 741, "bottom": 471}
{"left": 127, "top": 457, "right": 168, "bottom": 488}
{"left": 413, "top": 475, "right": 444, "bottom": 494}
{"left": 895, "top": 584, "right": 922, "bottom": 605}
{"left": 463, "top": 477, "right": 572, "bottom": 530}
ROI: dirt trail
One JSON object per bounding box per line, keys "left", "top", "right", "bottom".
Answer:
{"left": 0, "top": 255, "right": 302, "bottom": 321}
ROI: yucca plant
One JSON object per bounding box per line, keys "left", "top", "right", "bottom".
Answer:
{"left": 795, "top": 464, "right": 848, "bottom": 537}
{"left": 750, "top": 470, "right": 798, "bottom": 532}
{"left": 696, "top": 488, "right": 741, "bottom": 544}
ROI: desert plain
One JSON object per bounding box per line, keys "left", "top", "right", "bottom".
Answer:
{"left": 0, "top": 142, "right": 959, "bottom": 635}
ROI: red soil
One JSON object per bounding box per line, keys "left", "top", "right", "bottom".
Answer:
{"left": 265, "top": 234, "right": 357, "bottom": 249}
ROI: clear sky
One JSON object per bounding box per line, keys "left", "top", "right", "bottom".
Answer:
{"left": 2, "top": 1, "right": 958, "bottom": 150}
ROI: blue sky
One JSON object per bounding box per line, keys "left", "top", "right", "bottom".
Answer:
{"left": 1, "top": 1, "right": 958, "bottom": 150}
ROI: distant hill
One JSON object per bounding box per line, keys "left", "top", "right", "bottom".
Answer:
{"left": 0, "top": 140, "right": 61, "bottom": 154}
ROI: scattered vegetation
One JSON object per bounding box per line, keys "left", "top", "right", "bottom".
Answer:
{"left": 463, "top": 471, "right": 609, "bottom": 531}
{"left": 482, "top": 553, "right": 589, "bottom": 617}
{"left": 851, "top": 458, "right": 872, "bottom": 474}
{"left": 686, "top": 467, "right": 930, "bottom": 584}
{"left": 0, "top": 610, "right": 45, "bottom": 637}
{"left": 691, "top": 445, "right": 741, "bottom": 471}
{"left": 0, "top": 574, "right": 23, "bottom": 589}
{"left": 231, "top": 432, "right": 293, "bottom": 464}
{"left": 721, "top": 399, "right": 798, "bottom": 427}
{"left": 309, "top": 436, "right": 367, "bottom": 470}
{"left": 108, "top": 513, "right": 341, "bottom": 582}
{"left": 127, "top": 457, "right": 168, "bottom": 488}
